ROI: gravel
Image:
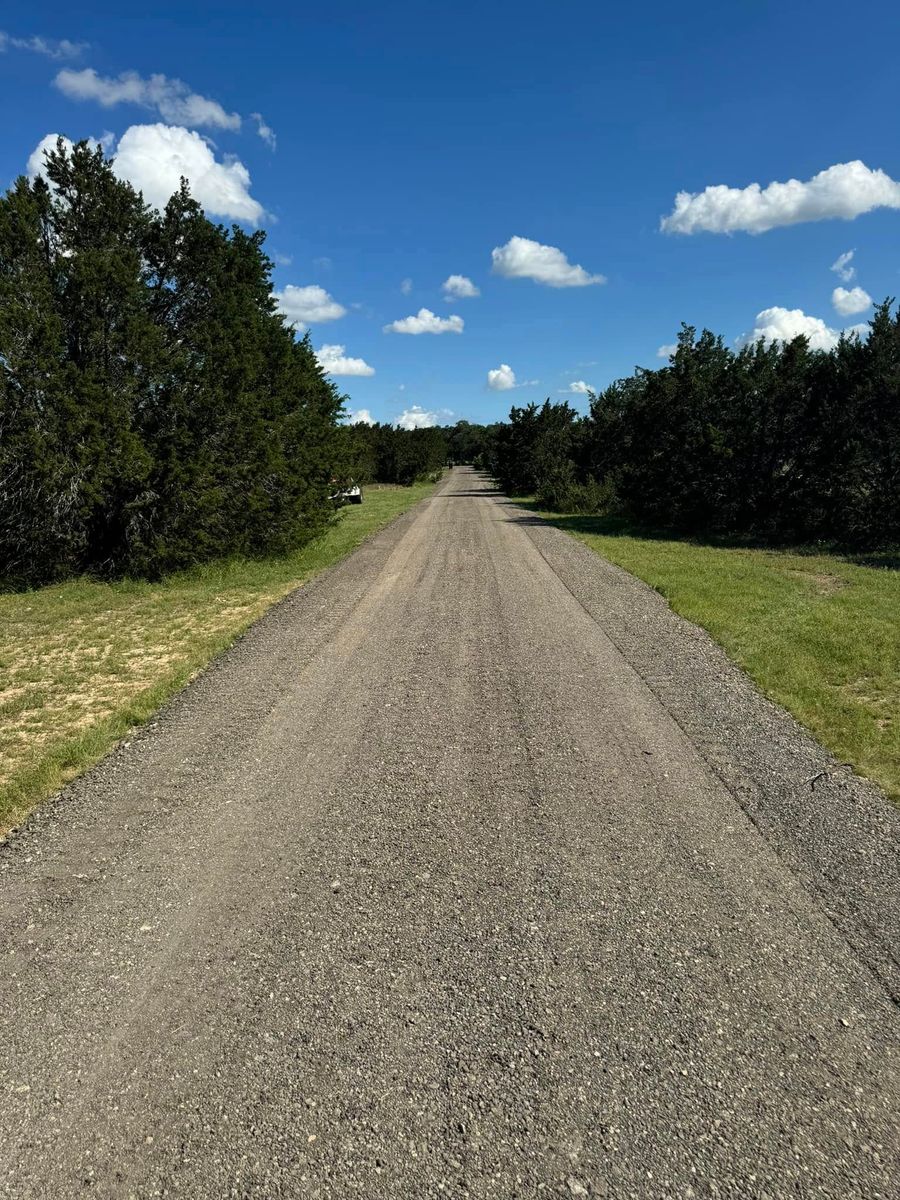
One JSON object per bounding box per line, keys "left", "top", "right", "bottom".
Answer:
{"left": 1, "top": 467, "right": 897, "bottom": 1199}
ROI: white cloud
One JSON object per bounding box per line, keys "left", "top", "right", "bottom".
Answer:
{"left": 564, "top": 380, "right": 594, "bottom": 395}
{"left": 0, "top": 31, "right": 86, "bottom": 58}
{"left": 738, "top": 307, "right": 874, "bottom": 352}
{"left": 491, "top": 235, "right": 605, "bottom": 288}
{"left": 830, "top": 250, "right": 856, "bottom": 282}
{"left": 110, "top": 124, "right": 263, "bottom": 222}
{"left": 395, "top": 405, "right": 439, "bottom": 430}
{"left": 28, "top": 133, "right": 76, "bottom": 178}
{"left": 250, "top": 112, "right": 276, "bottom": 150}
{"left": 346, "top": 408, "right": 375, "bottom": 425}
{"left": 736, "top": 307, "right": 841, "bottom": 352}
{"left": 384, "top": 307, "right": 464, "bottom": 335}
{"left": 315, "top": 344, "right": 374, "bottom": 377}
{"left": 28, "top": 124, "right": 275, "bottom": 227}
{"left": 442, "top": 274, "right": 480, "bottom": 300}
{"left": 55, "top": 68, "right": 241, "bottom": 130}
{"left": 843, "top": 322, "right": 870, "bottom": 341}
{"left": 832, "top": 285, "right": 872, "bottom": 316}
{"left": 656, "top": 343, "right": 678, "bottom": 359}
{"left": 487, "top": 363, "right": 517, "bottom": 391}
{"left": 662, "top": 161, "right": 900, "bottom": 235}
{"left": 272, "top": 252, "right": 293, "bottom": 267}
{"left": 400, "top": 278, "right": 413, "bottom": 295}
{"left": 27, "top": 131, "right": 116, "bottom": 178}
{"left": 273, "top": 284, "right": 346, "bottom": 328}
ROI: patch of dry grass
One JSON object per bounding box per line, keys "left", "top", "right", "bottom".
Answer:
{"left": 0, "top": 481, "right": 435, "bottom": 832}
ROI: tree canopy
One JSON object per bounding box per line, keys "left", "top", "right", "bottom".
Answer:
{"left": 486, "top": 314, "right": 900, "bottom": 547}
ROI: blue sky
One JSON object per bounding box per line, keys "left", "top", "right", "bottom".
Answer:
{"left": 2, "top": 1, "right": 899, "bottom": 427}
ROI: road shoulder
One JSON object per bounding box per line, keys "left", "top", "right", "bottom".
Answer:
{"left": 508, "top": 498, "right": 900, "bottom": 1000}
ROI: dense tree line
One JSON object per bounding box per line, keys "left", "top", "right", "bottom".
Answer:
{"left": 339, "top": 422, "right": 448, "bottom": 486}
{"left": 0, "top": 139, "right": 350, "bottom": 588}
{"left": 336, "top": 420, "right": 496, "bottom": 486}
{"left": 488, "top": 312, "right": 900, "bottom": 547}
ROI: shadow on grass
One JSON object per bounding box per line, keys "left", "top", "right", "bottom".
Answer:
{"left": 505, "top": 497, "right": 900, "bottom": 570}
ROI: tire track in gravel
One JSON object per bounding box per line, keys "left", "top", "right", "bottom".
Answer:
{"left": 1, "top": 468, "right": 897, "bottom": 1199}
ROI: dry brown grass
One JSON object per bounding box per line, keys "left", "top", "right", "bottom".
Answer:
{"left": 0, "top": 481, "right": 435, "bottom": 831}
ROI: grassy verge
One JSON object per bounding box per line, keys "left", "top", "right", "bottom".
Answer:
{"left": 0, "top": 481, "right": 435, "bottom": 833}
{"left": 521, "top": 505, "right": 899, "bottom": 802}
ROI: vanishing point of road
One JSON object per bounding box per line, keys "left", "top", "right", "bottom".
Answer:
{"left": 1, "top": 468, "right": 898, "bottom": 1198}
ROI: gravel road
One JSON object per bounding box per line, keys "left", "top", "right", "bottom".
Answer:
{"left": 1, "top": 467, "right": 898, "bottom": 1199}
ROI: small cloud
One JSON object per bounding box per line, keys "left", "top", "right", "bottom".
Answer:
{"left": 442, "top": 274, "right": 480, "bottom": 300}
{"left": 272, "top": 252, "right": 293, "bottom": 267}
{"left": 396, "top": 405, "right": 439, "bottom": 430}
{"left": 400, "top": 278, "right": 413, "bottom": 295}
{"left": 313, "top": 256, "right": 333, "bottom": 271}
{"left": 345, "top": 408, "right": 375, "bottom": 425}
{"left": 487, "top": 363, "right": 517, "bottom": 391}
{"left": 662, "top": 161, "right": 900, "bottom": 235}
{"left": 842, "top": 322, "right": 870, "bottom": 340}
{"left": 832, "top": 285, "right": 872, "bottom": 316}
{"left": 55, "top": 67, "right": 241, "bottom": 130}
{"left": 491, "top": 235, "right": 605, "bottom": 288}
{"left": 316, "top": 344, "right": 375, "bottom": 377}
{"left": 830, "top": 250, "right": 856, "bottom": 282}
{"left": 250, "top": 112, "right": 276, "bottom": 150}
{"left": 384, "top": 308, "right": 464, "bottom": 335}
{"left": 656, "top": 343, "right": 678, "bottom": 359}
{"left": 273, "top": 284, "right": 346, "bottom": 327}
{"left": 0, "top": 31, "right": 86, "bottom": 59}
{"left": 736, "top": 306, "right": 841, "bottom": 352}
{"left": 563, "top": 380, "right": 593, "bottom": 395}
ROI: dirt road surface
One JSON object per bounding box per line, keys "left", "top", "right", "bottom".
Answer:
{"left": 2, "top": 468, "right": 898, "bottom": 1198}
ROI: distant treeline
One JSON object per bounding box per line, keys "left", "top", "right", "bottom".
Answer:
{"left": 340, "top": 420, "right": 489, "bottom": 485}
{"left": 0, "top": 141, "right": 458, "bottom": 589}
{"left": 486, "top": 313, "right": 900, "bottom": 547}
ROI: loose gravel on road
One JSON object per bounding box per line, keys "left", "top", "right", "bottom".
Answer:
{"left": 1, "top": 467, "right": 897, "bottom": 1199}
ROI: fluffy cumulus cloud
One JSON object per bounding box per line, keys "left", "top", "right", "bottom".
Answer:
{"left": 396, "top": 405, "right": 439, "bottom": 430}
{"left": 345, "top": 408, "right": 375, "bottom": 426}
{"left": 384, "top": 308, "right": 464, "bottom": 335}
{"left": 564, "top": 380, "right": 593, "bottom": 395}
{"left": 656, "top": 343, "right": 678, "bottom": 360}
{"left": 273, "top": 285, "right": 346, "bottom": 328}
{"left": 442, "top": 274, "right": 480, "bottom": 300}
{"left": 832, "top": 285, "right": 872, "bottom": 316}
{"left": 55, "top": 68, "right": 241, "bottom": 130}
{"left": 736, "top": 307, "right": 842, "bottom": 352}
{"left": 661, "top": 161, "right": 900, "bottom": 235}
{"left": 487, "top": 363, "right": 517, "bottom": 391}
{"left": 251, "top": 112, "right": 276, "bottom": 149}
{"left": 0, "top": 31, "right": 85, "bottom": 58}
{"left": 491, "top": 236, "right": 605, "bottom": 288}
{"left": 28, "top": 131, "right": 117, "bottom": 177}
{"left": 29, "top": 129, "right": 254, "bottom": 220}
{"left": 843, "top": 323, "right": 870, "bottom": 341}
{"left": 28, "top": 133, "right": 78, "bottom": 177}
{"left": 110, "top": 124, "right": 263, "bottom": 222}
{"left": 315, "top": 344, "right": 375, "bottom": 377}
{"left": 831, "top": 250, "right": 856, "bottom": 283}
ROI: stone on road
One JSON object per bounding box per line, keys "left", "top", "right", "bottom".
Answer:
{"left": 1, "top": 468, "right": 897, "bottom": 1198}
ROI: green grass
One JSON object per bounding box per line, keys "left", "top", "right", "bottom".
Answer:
{"left": 0, "top": 481, "right": 435, "bottom": 833}
{"left": 521, "top": 504, "right": 900, "bottom": 802}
